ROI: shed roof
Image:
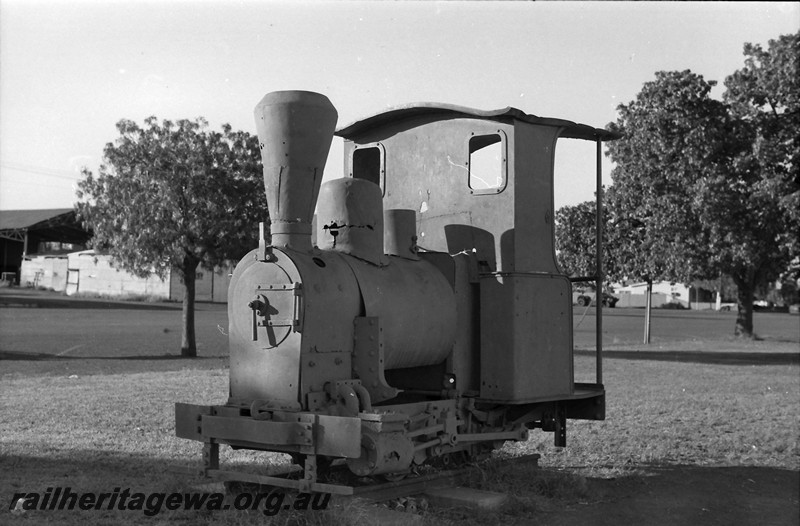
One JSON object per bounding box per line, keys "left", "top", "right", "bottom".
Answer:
{"left": 335, "top": 103, "right": 620, "bottom": 142}
{"left": 0, "top": 208, "right": 74, "bottom": 230}
{"left": 0, "top": 208, "right": 90, "bottom": 244}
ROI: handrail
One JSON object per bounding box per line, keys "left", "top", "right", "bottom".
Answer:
{"left": 595, "top": 139, "right": 603, "bottom": 385}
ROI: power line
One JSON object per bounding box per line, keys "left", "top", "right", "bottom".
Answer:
{"left": 0, "top": 161, "right": 83, "bottom": 180}
{"left": 0, "top": 177, "right": 77, "bottom": 188}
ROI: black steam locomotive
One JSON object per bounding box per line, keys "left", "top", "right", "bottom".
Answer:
{"left": 175, "top": 91, "right": 616, "bottom": 493}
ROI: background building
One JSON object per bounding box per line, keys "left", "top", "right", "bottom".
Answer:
{"left": 19, "top": 249, "right": 231, "bottom": 303}
{"left": 0, "top": 209, "right": 90, "bottom": 285}
{"left": 614, "top": 281, "right": 717, "bottom": 309}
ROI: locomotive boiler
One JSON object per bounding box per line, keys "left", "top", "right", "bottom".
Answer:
{"left": 175, "top": 90, "right": 617, "bottom": 493}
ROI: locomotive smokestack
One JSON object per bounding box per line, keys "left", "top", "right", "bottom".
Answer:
{"left": 254, "top": 91, "right": 338, "bottom": 251}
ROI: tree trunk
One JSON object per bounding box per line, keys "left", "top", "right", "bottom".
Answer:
{"left": 181, "top": 257, "right": 199, "bottom": 357}
{"left": 734, "top": 276, "right": 755, "bottom": 338}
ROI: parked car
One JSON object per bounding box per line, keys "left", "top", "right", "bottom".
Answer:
{"left": 576, "top": 292, "right": 619, "bottom": 308}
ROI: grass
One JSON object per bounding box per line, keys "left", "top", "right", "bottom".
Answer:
{"left": 0, "top": 369, "right": 360, "bottom": 525}
{"left": 523, "top": 358, "right": 798, "bottom": 471}
{"left": 416, "top": 356, "right": 800, "bottom": 525}
{"left": 1, "top": 296, "right": 797, "bottom": 524}
{"left": 2, "top": 355, "right": 798, "bottom": 525}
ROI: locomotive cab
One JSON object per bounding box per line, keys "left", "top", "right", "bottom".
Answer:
{"left": 337, "top": 104, "right": 615, "bottom": 403}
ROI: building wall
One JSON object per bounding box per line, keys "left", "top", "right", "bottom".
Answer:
{"left": 65, "top": 250, "right": 171, "bottom": 298}
{"left": 616, "top": 291, "right": 672, "bottom": 308}
{"left": 19, "top": 249, "right": 233, "bottom": 302}
{"left": 615, "top": 281, "right": 715, "bottom": 309}
{"left": 169, "top": 265, "right": 233, "bottom": 303}
{"left": 19, "top": 255, "right": 69, "bottom": 291}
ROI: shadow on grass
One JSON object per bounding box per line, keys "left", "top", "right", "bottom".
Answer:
{"left": 575, "top": 349, "right": 800, "bottom": 365}
{"left": 1, "top": 450, "right": 368, "bottom": 526}
{"left": 2, "top": 449, "right": 799, "bottom": 526}
{"left": 548, "top": 464, "right": 800, "bottom": 526}
{"left": 445, "top": 462, "right": 800, "bottom": 526}
{"left": 1, "top": 450, "right": 292, "bottom": 525}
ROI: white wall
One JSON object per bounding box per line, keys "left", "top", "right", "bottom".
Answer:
{"left": 65, "top": 250, "right": 170, "bottom": 298}
{"left": 20, "top": 249, "right": 235, "bottom": 303}
{"left": 169, "top": 265, "right": 233, "bottom": 303}
{"left": 20, "top": 255, "right": 68, "bottom": 291}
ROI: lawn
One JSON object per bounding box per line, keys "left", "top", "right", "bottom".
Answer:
{"left": 1, "top": 292, "right": 798, "bottom": 524}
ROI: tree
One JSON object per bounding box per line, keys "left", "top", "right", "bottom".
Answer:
{"left": 605, "top": 32, "right": 799, "bottom": 337}
{"left": 76, "top": 117, "right": 267, "bottom": 356}
{"left": 555, "top": 199, "right": 616, "bottom": 281}
{"left": 555, "top": 193, "right": 659, "bottom": 284}
{"left": 724, "top": 32, "right": 799, "bottom": 235}
{"left": 722, "top": 31, "right": 800, "bottom": 313}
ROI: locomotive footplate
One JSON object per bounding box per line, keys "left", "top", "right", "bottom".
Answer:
{"left": 175, "top": 403, "right": 362, "bottom": 458}
{"left": 175, "top": 402, "right": 364, "bottom": 493}
{"left": 175, "top": 398, "right": 531, "bottom": 493}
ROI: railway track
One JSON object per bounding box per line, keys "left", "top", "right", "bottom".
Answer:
{"left": 182, "top": 453, "right": 541, "bottom": 504}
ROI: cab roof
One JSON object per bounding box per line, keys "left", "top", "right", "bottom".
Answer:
{"left": 335, "top": 102, "right": 620, "bottom": 142}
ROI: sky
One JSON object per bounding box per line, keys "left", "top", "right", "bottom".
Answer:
{"left": 0, "top": 0, "right": 798, "bottom": 212}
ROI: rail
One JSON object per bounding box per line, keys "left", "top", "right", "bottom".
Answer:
{"left": 181, "top": 454, "right": 542, "bottom": 502}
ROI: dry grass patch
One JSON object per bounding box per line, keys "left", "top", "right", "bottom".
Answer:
{"left": 2, "top": 356, "right": 798, "bottom": 525}
{"left": 528, "top": 357, "right": 800, "bottom": 474}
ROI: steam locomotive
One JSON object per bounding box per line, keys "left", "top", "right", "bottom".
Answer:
{"left": 175, "top": 91, "right": 617, "bottom": 493}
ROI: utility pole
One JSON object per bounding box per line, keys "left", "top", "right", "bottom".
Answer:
{"left": 643, "top": 279, "right": 652, "bottom": 344}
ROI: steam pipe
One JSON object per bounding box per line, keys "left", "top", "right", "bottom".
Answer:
{"left": 352, "top": 384, "right": 373, "bottom": 412}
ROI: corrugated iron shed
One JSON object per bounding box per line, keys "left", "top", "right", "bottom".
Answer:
{"left": 1, "top": 208, "right": 91, "bottom": 284}
{"left": 0, "top": 208, "right": 90, "bottom": 245}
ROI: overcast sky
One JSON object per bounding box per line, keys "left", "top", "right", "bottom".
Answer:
{"left": 1, "top": 1, "right": 797, "bottom": 211}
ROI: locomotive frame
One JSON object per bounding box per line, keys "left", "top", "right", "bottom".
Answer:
{"left": 175, "top": 91, "right": 618, "bottom": 494}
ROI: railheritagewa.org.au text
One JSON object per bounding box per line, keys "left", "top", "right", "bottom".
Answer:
{"left": 9, "top": 487, "right": 331, "bottom": 516}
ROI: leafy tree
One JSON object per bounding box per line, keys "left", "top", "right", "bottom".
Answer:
{"left": 76, "top": 117, "right": 267, "bottom": 356}
{"left": 555, "top": 199, "right": 616, "bottom": 282}
{"left": 722, "top": 31, "right": 800, "bottom": 308}
{"left": 605, "top": 32, "right": 799, "bottom": 337}
{"left": 606, "top": 70, "right": 731, "bottom": 279}
{"left": 555, "top": 194, "right": 655, "bottom": 285}
{"left": 555, "top": 201, "right": 595, "bottom": 278}
{"left": 724, "top": 32, "right": 799, "bottom": 235}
